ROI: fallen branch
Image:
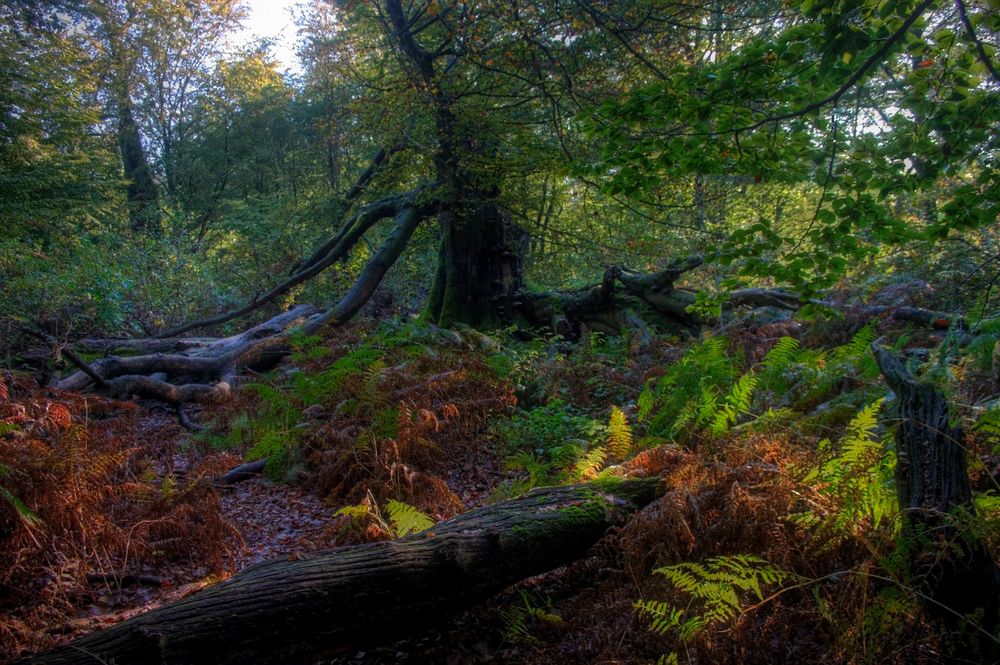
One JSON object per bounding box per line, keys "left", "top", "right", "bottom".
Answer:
{"left": 220, "top": 459, "right": 267, "bottom": 485}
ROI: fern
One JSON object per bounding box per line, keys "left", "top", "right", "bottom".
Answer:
{"left": 793, "top": 322, "right": 880, "bottom": 409}
{"left": 498, "top": 591, "right": 562, "bottom": 644}
{"left": 710, "top": 373, "right": 758, "bottom": 435}
{"left": 757, "top": 336, "right": 800, "bottom": 395}
{"left": 357, "top": 359, "right": 386, "bottom": 414}
{"left": 607, "top": 406, "right": 632, "bottom": 458}
{"left": 762, "top": 336, "right": 800, "bottom": 370}
{"left": 966, "top": 317, "right": 1000, "bottom": 369}
{"left": 833, "top": 321, "right": 878, "bottom": 365}
{"left": 572, "top": 446, "right": 607, "bottom": 480}
{"left": 0, "top": 463, "right": 41, "bottom": 526}
{"left": 638, "top": 555, "right": 792, "bottom": 641}
{"left": 804, "top": 399, "right": 896, "bottom": 534}
{"left": 386, "top": 499, "right": 434, "bottom": 537}
{"left": 641, "top": 335, "right": 755, "bottom": 443}
{"left": 977, "top": 406, "right": 1000, "bottom": 449}
{"left": 289, "top": 331, "right": 329, "bottom": 362}
{"left": 241, "top": 382, "right": 303, "bottom": 479}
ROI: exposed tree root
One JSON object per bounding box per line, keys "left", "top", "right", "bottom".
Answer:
{"left": 58, "top": 305, "right": 320, "bottom": 429}
{"left": 59, "top": 203, "right": 430, "bottom": 426}
{"left": 60, "top": 238, "right": 977, "bottom": 428}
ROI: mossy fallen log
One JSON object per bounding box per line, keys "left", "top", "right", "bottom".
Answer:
{"left": 18, "top": 477, "right": 663, "bottom": 665}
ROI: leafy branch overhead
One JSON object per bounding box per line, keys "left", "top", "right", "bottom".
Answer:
{"left": 582, "top": 0, "right": 999, "bottom": 295}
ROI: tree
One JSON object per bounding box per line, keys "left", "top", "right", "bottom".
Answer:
{"left": 583, "top": 0, "right": 1000, "bottom": 298}
{"left": 80, "top": 0, "right": 245, "bottom": 235}
{"left": 56, "top": 0, "right": 999, "bottom": 422}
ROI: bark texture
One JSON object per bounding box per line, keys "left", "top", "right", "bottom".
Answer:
{"left": 873, "top": 346, "right": 1000, "bottom": 654}
{"left": 18, "top": 478, "right": 663, "bottom": 665}
{"left": 58, "top": 305, "right": 320, "bottom": 429}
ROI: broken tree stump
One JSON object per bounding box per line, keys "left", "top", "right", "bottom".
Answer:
{"left": 872, "top": 345, "right": 1000, "bottom": 656}
{"left": 17, "top": 477, "right": 663, "bottom": 665}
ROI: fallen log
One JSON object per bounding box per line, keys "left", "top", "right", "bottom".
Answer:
{"left": 17, "top": 477, "right": 662, "bottom": 665}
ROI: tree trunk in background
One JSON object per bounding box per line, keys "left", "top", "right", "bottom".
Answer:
{"left": 425, "top": 195, "right": 526, "bottom": 327}
{"left": 873, "top": 346, "right": 1000, "bottom": 658}
{"left": 117, "top": 95, "right": 161, "bottom": 236}
{"left": 18, "top": 478, "right": 662, "bottom": 665}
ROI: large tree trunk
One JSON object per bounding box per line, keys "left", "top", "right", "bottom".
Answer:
{"left": 426, "top": 196, "right": 526, "bottom": 327}
{"left": 17, "top": 478, "right": 662, "bottom": 665}
{"left": 382, "top": 0, "right": 525, "bottom": 329}
{"left": 873, "top": 346, "right": 1000, "bottom": 657}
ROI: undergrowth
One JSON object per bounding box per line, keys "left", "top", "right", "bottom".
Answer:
{"left": 195, "top": 320, "right": 517, "bottom": 541}
{"left": 0, "top": 372, "right": 236, "bottom": 658}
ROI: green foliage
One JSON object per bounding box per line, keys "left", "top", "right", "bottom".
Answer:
{"left": 606, "top": 406, "right": 633, "bottom": 459}
{"left": 977, "top": 406, "right": 1000, "bottom": 448}
{"left": 289, "top": 332, "right": 330, "bottom": 362}
{"left": 498, "top": 590, "right": 563, "bottom": 645}
{"left": 0, "top": 463, "right": 41, "bottom": 527}
{"left": 290, "top": 348, "right": 383, "bottom": 407}
{"left": 242, "top": 382, "right": 302, "bottom": 479}
{"left": 385, "top": 500, "right": 434, "bottom": 537}
{"left": 802, "top": 399, "right": 896, "bottom": 535}
{"left": 794, "top": 322, "right": 881, "bottom": 411}
{"left": 965, "top": 317, "right": 1000, "bottom": 370}
{"left": 637, "top": 555, "right": 792, "bottom": 644}
{"left": 756, "top": 336, "right": 801, "bottom": 395}
{"left": 492, "top": 402, "right": 607, "bottom": 495}
{"left": 639, "top": 336, "right": 739, "bottom": 442}
{"left": 583, "top": 0, "right": 1000, "bottom": 296}
{"left": 710, "top": 374, "right": 759, "bottom": 435}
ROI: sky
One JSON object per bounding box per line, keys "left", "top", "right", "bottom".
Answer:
{"left": 238, "top": 0, "right": 302, "bottom": 73}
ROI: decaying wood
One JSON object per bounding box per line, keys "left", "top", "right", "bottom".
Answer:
{"left": 18, "top": 478, "right": 663, "bottom": 665}
{"left": 873, "top": 345, "right": 1000, "bottom": 652}
{"left": 892, "top": 306, "right": 967, "bottom": 331}
{"left": 58, "top": 305, "right": 320, "bottom": 429}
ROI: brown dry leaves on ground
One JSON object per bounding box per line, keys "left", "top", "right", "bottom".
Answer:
{"left": 0, "top": 373, "right": 238, "bottom": 658}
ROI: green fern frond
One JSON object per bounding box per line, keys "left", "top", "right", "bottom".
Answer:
{"left": 573, "top": 446, "right": 607, "bottom": 480}
{"left": 762, "top": 336, "right": 800, "bottom": 372}
{"left": 638, "top": 384, "right": 656, "bottom": 421}
{"left": 386, "top": 499, "right": 434, "bottom": 537}
{"left": 0, "top": 463, "right": 41, "bottom": 526}
{"left": 710, "top": 373, "right": 758, "bottom": 435}
{"left": 977, "top": 407, "right": 1000, "bottom": 444}
{"left": 835, "top": 321, "right": 878, "bottom": 363}
{"left": 607, "top": 406, "right": 633, "bottom": 458}
{"left": 639, "top": 555, "right": 792, "bottom": 642}
{"left": 805, "top": 399, "right": 896, "bottom": 533}
{"left": 244, "top": 382, "right": 288, "bottom": 409}
{"left": 498, "top": 591, "right": 562, "bottom": 644}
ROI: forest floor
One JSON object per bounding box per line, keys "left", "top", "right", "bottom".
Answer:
{"left": 2, "top": 308, "right": 999, "bottom": 664}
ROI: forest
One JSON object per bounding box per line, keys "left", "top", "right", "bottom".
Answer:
{"left": 1, "top": 0, "right": 999, "bottom": 662}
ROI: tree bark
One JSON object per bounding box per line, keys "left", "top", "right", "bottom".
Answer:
{"left": 873, "top": 345, "right": 1000, "bottom": 655}
{"left": 157, "top": 191, "right": 424, "bottom": 339}
{"left": 17, "top": 478, "right": 663, "bottom": 665}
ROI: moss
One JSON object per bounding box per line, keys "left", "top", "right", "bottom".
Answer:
{"left": 590, "top": 475, "right": 624, "bottom": 493}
